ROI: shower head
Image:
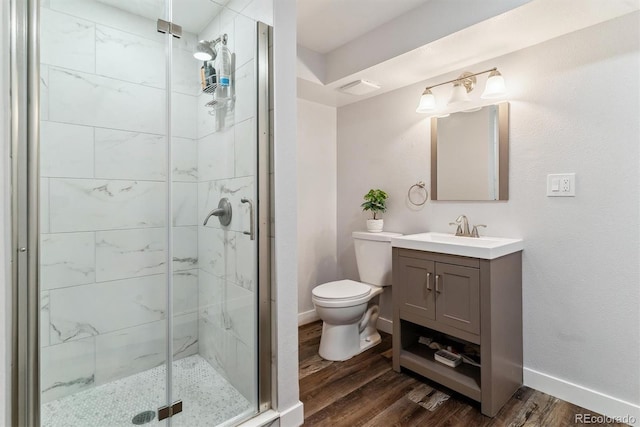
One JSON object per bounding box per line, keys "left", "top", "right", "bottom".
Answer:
{"left": 194, "top": 40, "right": 216, "bottom": 61}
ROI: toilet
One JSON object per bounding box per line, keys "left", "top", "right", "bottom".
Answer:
{"left": 312, "top": 231, "right": 402, "bottom": 361}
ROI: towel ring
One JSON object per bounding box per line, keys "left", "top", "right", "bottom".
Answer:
{"left": 408, "top": 181, "right": 428, "bottom": 206}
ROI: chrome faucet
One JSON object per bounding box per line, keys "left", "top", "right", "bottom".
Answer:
{"left": 449, "top": 215, "right": 471, "bottom": 237}
{"left": 449, "top": 215, "right": 487, "bottom": 238}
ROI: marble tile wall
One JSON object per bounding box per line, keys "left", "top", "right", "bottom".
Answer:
{"left": 196, "top": 6, "right": 259, "bottom": 404}
{"left": 39, "top": 1, "right": 201, "bottom": 403}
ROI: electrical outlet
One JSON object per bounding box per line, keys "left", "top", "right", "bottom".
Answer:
{"left": 547, "top": 173, "right": 576, "bottom": 197}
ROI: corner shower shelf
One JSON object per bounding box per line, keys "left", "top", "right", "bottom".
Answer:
{"left": 203, "top": 83, "right": 217, "bottom": 94}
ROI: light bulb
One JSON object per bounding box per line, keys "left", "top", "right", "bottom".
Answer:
{"left": 481, "top": 70, "right": 507, "bottom": 99}
{"left": 448, "top": 83, "right": 471, "bottom": 106}
{"left": 416, "top": 89, "right": 436, "bottom": 113}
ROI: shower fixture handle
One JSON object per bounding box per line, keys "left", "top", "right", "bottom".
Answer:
{"left": 203, "top": 198, "right": 232, "bottom": 226}
{"left": 241, "top": 198, "right": 255, "bottom": 241}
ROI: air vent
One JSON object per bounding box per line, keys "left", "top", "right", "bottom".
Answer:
{"left": 338, "top": 79, "right": 381, "bottom": 96}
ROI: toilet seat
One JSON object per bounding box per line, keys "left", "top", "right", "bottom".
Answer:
{"left": 312, "top": 280, "right": 376, "bottom": 308}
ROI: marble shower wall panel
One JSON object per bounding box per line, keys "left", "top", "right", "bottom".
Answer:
{"left": 173, "top": 182, "right": 199, "bottom": 226}
{"left": 226, "top": 282, "right": 254, "bottom": 346}
{"left": 49, "top": 275, "right": 168, "bottom": 344}
{"left": 173, "top": 227, "right": 199, "bottom": 272}
{"left": 234, "top": 118, "right": 255, "bottom": 178}
{"left": 41, "top": 8, "right": 95, "bottom": 73}
{"left": 49, "top": 178, "right": 165, "bottom": 232}
{"left": 49, "top": 68, "right": 165, "bottom": 135}
{"left": 41, "top": 179, "right": 50, "bottom": 234}
{"left": 94, "top": 312, "right": 198, "bottom": 386}
{"left": 41, "top": 65, "right": 49, "bottom": 121}
{"left": 198, "top": 269, "right": 224, "bottom": 326}
{"left": 198, "top": 128, "right": 235, "bottom": 182}
{"left": 41, "top": 338, "right": 96, "bottom": 403}
{"left": 234, "top": 233, "right": 256, "bottom": 292}
{"left": 41, "top": 121, "right": 94, "bottom": 178}
{"left": 95, "top": 228, "right": 166, "bottom": 282}
{"left": 173, "top": 92, "right": 199, "bottom": 140}
{"left": 173, "top": 269, "right": 199, "bottom": 316}
{"left": 173, "top": 137, "right": 198, "bottom": 182}
{"left": 199, "top": 227, "right": 237, "bottom": 282}
{"left": 234, "top": 60, "right": 255, "bottom": 124}
{"left": 94, "top": 129, "right": 166, "bottom": 181}
{"left": 41, "top": 232, "right": 96, "bottom": 290}
{"left": 41, "top": 293, "right": 51, "bottom": 348}
{"left": 95, "top": 25, "right": 165, "bottom": 89}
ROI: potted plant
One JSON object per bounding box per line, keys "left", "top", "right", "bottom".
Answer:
{"left": 361, "top": 189, "right": 388, "bottom": 232}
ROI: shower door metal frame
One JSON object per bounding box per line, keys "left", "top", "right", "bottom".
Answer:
{"left": 9, "top": 0, "right": 273, "bottom": 424}
{"left": 10, "top": 0, "right": 40, "bottom": 425}
{"left": 256, "top": 21, "right": 272, "bottom": 413}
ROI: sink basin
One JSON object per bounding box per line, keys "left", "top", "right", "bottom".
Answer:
{"left": 391, "top": 232, "right": 523, "bottom": 259}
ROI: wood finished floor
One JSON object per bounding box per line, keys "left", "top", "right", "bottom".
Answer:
{"left": 299, "top": 321, "right": 626, "bottom": 427}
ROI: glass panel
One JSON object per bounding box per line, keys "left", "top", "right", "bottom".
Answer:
{"left": 170, "top": 1, "right": 260, "bottom": 425}
{"left": 38, "top": 0, "right": 170, "bottom": 425}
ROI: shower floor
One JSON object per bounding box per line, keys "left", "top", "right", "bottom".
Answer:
{"left": 41, "top": 355, "right": 254, "bottom": 427}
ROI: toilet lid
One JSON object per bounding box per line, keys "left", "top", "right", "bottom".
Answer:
{"left": 312, "top": 280, "right": 371, "bottom": 301}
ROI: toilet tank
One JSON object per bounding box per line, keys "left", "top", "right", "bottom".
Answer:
{"left": 352, "top": 231, "right": 402, "bottom": 286}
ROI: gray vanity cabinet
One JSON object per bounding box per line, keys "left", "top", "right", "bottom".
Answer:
{"left": 435, "top": 263, "right": 480, "bottom": 335}
{"left": 392, "top": 248, "right": 522, "bottom": 417}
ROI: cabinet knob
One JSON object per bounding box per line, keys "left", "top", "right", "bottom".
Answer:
{"left": 425, "top": 272, "right": 432, "bottom": 293}
{"left": 435, "top": 274, "right": 441, "bottom": 293}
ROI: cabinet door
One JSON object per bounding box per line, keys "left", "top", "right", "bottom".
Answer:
{"left": 435, "top": 263, "right": 480, "bottom": 335}
{"left": 397, "top": 256, "right": 435, "bottom": 320}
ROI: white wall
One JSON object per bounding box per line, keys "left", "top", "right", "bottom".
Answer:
{"left": 272, "top": 0, "right": 304, "bottom": 424}
{"left": 337, "top": 12, "right": 639, "bottom": 420}
{"left": 296, "top": 99, "right": 337, "bottom": 324}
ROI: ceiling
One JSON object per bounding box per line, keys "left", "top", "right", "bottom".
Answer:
{"left": 96, "top": 0, "right": 228, "bottom": 33}
{"left": 297, "top": 0, "right": 430, "bottom": 53}
{"left": 297, "top": 0, "right": 640, "bottom": 107}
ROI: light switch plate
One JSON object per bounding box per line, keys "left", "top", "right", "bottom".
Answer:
{"left": 547, "top": 173, "right": 575, "bottom": 197}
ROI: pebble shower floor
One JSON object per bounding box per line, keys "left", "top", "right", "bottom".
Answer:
{"left": 41, "top": 355, "right": 253, "bottom": 426}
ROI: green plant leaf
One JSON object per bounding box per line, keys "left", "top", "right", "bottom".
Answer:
{"left": 361, "top": 188, "right": 388, "bottom": 219}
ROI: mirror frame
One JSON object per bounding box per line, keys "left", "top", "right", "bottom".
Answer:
{"left": 430, "top": 102, "right": 510, "bottom": 201}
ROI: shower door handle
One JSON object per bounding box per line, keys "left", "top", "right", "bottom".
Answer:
{"left": 241, "top": 198, "right": 255, "bottom": 240}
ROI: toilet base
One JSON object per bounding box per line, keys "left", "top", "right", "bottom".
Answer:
{"left": 359, "top": 331, "right": 381, "bottom": 353}
{"left": 318, "top": 318, "right": 382, "bottom": 362}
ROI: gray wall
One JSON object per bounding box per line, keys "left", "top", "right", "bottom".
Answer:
{"left": 297, "top": 99, "right": 337, "bottom": 322}
{"left": 337, "top": 12, "right": 639, "bottom": 408}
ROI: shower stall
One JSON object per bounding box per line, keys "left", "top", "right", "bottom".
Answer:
{"left": 10, "top": 0, "right": 272, "bottom": 425}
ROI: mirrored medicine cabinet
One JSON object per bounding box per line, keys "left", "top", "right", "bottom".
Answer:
{"left": 430, "top": 102, "right": 509, "bottom": 201}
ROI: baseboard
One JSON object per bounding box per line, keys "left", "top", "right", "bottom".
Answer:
{"left": 278, "top": 400, "right": 304, "bottom": 427}
{"left": 298, "top": 309, "right": 319, "bottom": 326}
{"left": 524, "top": 367, "right": 640, "bottom": 426}
{"left": 376, "top": 316, "right": 393, "bottom": 334}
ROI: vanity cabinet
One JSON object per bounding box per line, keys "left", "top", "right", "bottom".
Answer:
{"left": 392, "top": 248, "right": 522, "bottom": 417}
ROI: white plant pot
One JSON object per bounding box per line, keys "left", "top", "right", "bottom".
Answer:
{"left": 366, "top": 219, "right": 384, "bottom": 233}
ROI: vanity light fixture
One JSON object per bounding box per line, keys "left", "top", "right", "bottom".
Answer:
{"left": 415, "top": 67, "right": 507, "bottom": 113}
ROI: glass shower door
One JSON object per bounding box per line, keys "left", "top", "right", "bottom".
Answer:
{"left": 37, "top": 0, "right": 265, "bottom": 424}
{"left": 39, "top": 0, "right": 172, "bottom": 425}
